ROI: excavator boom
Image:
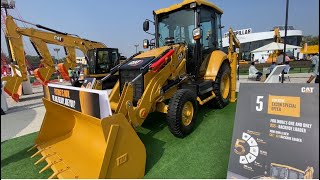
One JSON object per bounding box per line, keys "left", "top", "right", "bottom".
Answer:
{"left": 2, "top": 15, "right": 107, "bottom": 101}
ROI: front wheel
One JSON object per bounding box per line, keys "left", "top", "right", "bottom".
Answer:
{"left": 166, "top": 89, "right": 198, "bottom": 138}
{"left": 210, "top": 62, "right": 231, "bottom": 109}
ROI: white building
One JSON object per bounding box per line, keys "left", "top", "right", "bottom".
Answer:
{"left": 222, "top": 26, "right": 303, "bottom": 62}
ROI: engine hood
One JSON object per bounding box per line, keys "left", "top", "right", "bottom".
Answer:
{"left": 134, "top": 46, "right": 171, "bottom": 59}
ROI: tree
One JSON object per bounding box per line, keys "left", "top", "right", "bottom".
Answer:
{"left": 301, "top": 35, "right": 319, "bottom": 46}
{"left": 25, "top": 55, "right": 41, "bottom": 67}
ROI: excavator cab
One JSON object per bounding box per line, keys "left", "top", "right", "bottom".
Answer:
{"left": 86, "top": 48, "right": 120, "bottom": 75}
{"left": 80, "top": 48, "right": 121, "bottom": 89}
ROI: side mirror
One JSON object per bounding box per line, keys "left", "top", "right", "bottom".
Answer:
{"left": 143, "top": 20, "right": 149, "bottom": 32}
{"left": 120, "top": 56, "right": 127, "bottom": 60}
{"left": 192, "top": 27, "right": 202, "bottom": 40}
{"left": 143, "top": 39, "right": 149, "bottom": 49}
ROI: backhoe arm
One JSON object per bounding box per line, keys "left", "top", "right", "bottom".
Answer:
{"left": 227, "top": 28, "right": 240, "bottom": 103}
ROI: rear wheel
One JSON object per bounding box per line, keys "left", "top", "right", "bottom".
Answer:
{"left": 166, "top": 89, "right": 198, "bottom": 138}
{"left": 210, "top": 62, "right": 231, "bottom": 109}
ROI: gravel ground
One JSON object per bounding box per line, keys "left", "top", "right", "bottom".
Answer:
{"left": 1, "top": 73, "right": 315, "bottom": 142}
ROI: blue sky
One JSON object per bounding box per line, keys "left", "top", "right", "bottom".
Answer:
{"left": 1, "top": 0, "right": 319, "bottom": 57}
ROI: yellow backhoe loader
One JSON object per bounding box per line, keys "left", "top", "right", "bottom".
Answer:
{"left": 255, "top": 163, "right": 314, "bottom": 179}
{"left": 30, "top": 0, "right": 240, "bottom": 178}
{"left": 2, "top": 15, "right": 121, "bottom": 101}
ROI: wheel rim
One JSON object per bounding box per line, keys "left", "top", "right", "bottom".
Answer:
{"left": 182, "top": 101, "right": 194, "bottom": 126}
{"left": 220, "top": 73, "right": 230, "bottom": 99}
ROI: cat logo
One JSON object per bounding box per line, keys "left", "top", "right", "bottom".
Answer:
{"left": 301, "top": 87, "right": 314, "bottom": 94}
{"left": 54, "top": 35, "right": 63, "bottom": 42}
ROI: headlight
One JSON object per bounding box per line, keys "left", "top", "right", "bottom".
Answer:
{"left": 192, "top": 27, "right": 202, "bottom": 40}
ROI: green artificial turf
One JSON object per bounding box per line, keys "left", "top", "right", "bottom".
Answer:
{"left": 1, "top": 103, "right": 236, "bottom": 179}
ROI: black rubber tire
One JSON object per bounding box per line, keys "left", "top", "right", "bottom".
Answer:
{"left": 210, "top": 62, "right": 231, "bottom": 109}
{"left": 166, "top": 89, "right": 198, "bottom": 138}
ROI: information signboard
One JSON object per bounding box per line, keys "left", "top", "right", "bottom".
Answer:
{"left": 227, "top": 83, "right": 319, "bottom": 179}
{"left": 43, "top": 83, "right": 112, "bottom": 119}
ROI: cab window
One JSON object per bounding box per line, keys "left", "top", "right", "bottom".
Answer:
{"left": 200, "top": 7, "right": 217, "bottom": 50}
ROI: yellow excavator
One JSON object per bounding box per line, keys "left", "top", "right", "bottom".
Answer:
{"left": 2, "top": 15, "right": 121, "bottom": 101}
{"left": 30, "top": 0, "right": 240, "bottom": 178}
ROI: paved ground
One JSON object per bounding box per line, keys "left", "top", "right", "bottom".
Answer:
{"left": 1, "top": 81, "right": 70, "bottom": 142}
{"left": 1, "top": 73, "right": 314, "bottom": 142}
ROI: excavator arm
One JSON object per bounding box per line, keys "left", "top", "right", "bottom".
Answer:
{"left": 1, "top": 15, "right": 27, "bottom": 101}
{"left": 2, "top": 15, "right": 107, "bottom": 101}
{"left": 29, "top": 37, "right": 55, "bottom": 84}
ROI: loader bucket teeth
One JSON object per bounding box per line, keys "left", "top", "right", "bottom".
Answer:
{"left": 39, "top": 163, "right": 52, "bottom": 173}
{"left": 48, "top": 172, "right": 59, "bottom": 179}
{"left": 31, "top": 148, "right": 47, "bottom": 158}
{"left": 57, "top": 63, "right": 71, "bottom": 81}
{"left": 1, "top": 76, "right": 23, "bottom": 102}
{"left": 27, "top": 144, "right": 38, "bottom": 152}
{"left": 34, "top": 67, "right": 55, "bottom": 85}
{"left": 34, "top": 156, "right": 46, "bottom": 165}
{"left": 32, "top": 98, "right": 146, "bottom": 178}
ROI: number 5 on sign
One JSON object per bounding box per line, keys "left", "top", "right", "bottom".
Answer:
{"left": 234, "top": 139, "right": 246, "bottom": 155}
{"left": 256, "top": 96, "right": 264, "bottom": 112}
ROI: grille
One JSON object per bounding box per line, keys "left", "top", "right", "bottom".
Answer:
{"left": 119, "top": 69, "right": 144, "bottom": 104}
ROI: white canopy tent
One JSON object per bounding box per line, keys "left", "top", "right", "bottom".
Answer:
{"left": 251, "top": 42, "right": 302, "bottom": 53}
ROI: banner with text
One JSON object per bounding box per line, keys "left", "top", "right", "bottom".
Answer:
{"left": 227, "top": 83, "right": 319, "bottom": 179}
{"left": 43, "top": 83, "right": 112, "bottom": 119}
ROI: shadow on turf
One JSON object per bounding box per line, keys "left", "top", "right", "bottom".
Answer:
{"left": 1, "top": 146, "right": 31, "bottom": 168}
{"left": 138, "top": 112, "right": 167, "bottom": 174}
{"left": 137, "top": 106, "right": 215, "bottom": 174}
{"left": 194, "top": 104, "right": 216, "bottom": 130}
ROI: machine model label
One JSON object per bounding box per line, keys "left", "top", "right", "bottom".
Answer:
{"left": 227, "top": 83, "right": 319, "bottom": 179}
{"left": 43, "top": 84, "right": 112, "bottom": 119}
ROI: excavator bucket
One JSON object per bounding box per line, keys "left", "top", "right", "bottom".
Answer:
{"left": 58, "top": 47, "right": 76, "bottom": 81}
{"left": 1, "top": 75, "right": 23, "bottom": 102}
{"left": 32, "top": 98, "right": 146, "bottom": 179}
{"left": 57, "top": 62, "right": 71, "bottom": 81}
{"left": 34, "top": 67, "right": 56, "bottom": 85}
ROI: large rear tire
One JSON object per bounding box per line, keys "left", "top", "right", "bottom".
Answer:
{"left": 210, "top": 62, "right": 231, "bottom": 109}
{"left": 166, "top": 89, "right": 198, "bottom": 138}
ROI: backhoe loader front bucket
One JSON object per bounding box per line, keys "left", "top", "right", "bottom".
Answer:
{"left": 1, "top": 75, "right": 23, "bottom": 102}
{"left": 34, "top": 67, "right": 55, "bottom": 85}
{"left": 32, "top": 98, "right": 146, "bottom": 179}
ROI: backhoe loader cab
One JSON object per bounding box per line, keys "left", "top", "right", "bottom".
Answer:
{"left": 255, "top": 163, "right": 314, "bottom": 179}
{"left": 144, "top": 0, "right": 224, "bottom": 77}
